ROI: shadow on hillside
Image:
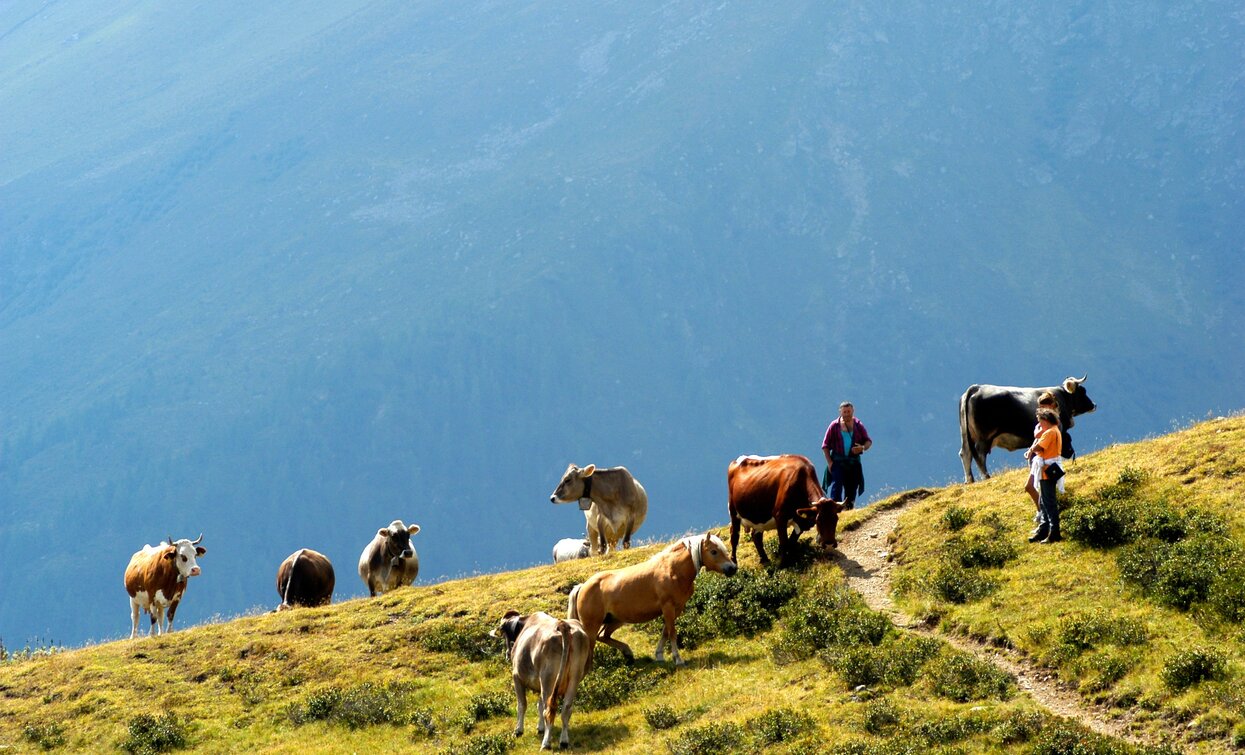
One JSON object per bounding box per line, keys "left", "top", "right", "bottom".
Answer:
{"left": 567, "top": 721, "right": 631, "bottom": 751}
{"left": 683, "top": 647, "right": 766, "bottom": 669}
{"left": 831, "top": 552, "right": 874, "bottom": 581}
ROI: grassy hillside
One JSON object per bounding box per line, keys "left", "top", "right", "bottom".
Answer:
{"left": 890, "top": 414, "right": 1245, "bottom": 749}
{"left": 5, "top": 419, "right": 1244, "bottom": 753}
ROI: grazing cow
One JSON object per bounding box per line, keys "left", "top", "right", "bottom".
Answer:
{"left": 959, "top": 375, "right": 1097, "bottom": 483}
{"left": 550, "top": 464, "right": 648, "bottom": 555}
{"left": 552, "top": 538, "right": 592, "bottom": 564}
{"left": 276, "top": 549, "right": 335, "bottom": 610}
{"left": 358, "top": 520, "right": 421, "bottom": 597}
{"left": 567, "top": 532, "right": 736, "bottom": 666}
{"left": 491, "top": 611, "right": 593, "bottom": 750}
{"left": 124, "top": 535, "right": 206, "bottom": 639}
{"left": 727, "top": 455, "right": 842, "bottom": 567}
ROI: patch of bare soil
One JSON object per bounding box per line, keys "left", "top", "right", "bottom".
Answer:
{"left": 834, "top": 502, "right": 1150, "bottom": 746}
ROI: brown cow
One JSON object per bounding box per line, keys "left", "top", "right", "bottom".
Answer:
{"left": 550, "top": 463, "right": 648, "bottom": 555}
{"left": 124, "top": 535, "right": 206, "bottom": 639}
{"left": 567, "top": 533, "right": 736, "bottom": 666}
{"left": 358, "top": 520, "right": 421, "bottom": 597}
{"left": 276, "top": 549, "right": 335, "bottom": 610}
{"left": 727, "top": 454, "right": 842, "bottom": 567}
{"left": 491, "top": 611, "right": 593, "bottom": 750}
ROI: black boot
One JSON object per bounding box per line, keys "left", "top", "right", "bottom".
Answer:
{"left": 1040, "top": 527, "right": 1061, "bottom": 544}
{"left": 1028, "top": 525, "right": 1049, "bottom": 543}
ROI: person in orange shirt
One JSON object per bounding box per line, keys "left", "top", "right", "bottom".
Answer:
{"left": 1026, "top": 409, "right": 1063, "bottom": 543}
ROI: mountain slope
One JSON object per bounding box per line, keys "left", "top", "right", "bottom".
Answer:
{"left": 1, "top": 0, "right": 1242, "bottom": 646}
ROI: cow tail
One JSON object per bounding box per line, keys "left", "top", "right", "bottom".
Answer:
{"left": 281, "top": 550, "right": 304, "bottom": 608}
{"left": 960, "top": 385, "right": 981, "bottom": 465}
{"left": 548, "top": 620, "right": 573, "bottom": 730}
{"left": 567, "top": 584, "right": 581, "bottom": 621}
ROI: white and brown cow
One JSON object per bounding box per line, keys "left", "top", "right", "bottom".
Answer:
{"left": 124, "top": 535, "right": 206, "bottom": 639}
{"left": 276, "top": 548, "right": 335, "bottom": 610}
{"left": 728, "top": 454, "right": 842, "bottom": 567}
{"left": 491, "top": 610, "right": 593, "bottom": 750}
{"left": 358, "top": 520, "right": 421, "bottom": 597}
{"left": 550, "top": 464, "right": 648, "bottom": 555}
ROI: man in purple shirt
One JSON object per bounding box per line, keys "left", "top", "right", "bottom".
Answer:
{"left": 821, "top": 401, "right": 872, "bottom": 509}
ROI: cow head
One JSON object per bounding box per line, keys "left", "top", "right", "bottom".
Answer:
{"left": 550, "top": 463, "right": 595, "bottom": 504}
{"left": 795, "top": 499, "right": 843, "bottom": 550}
{"left": 489, "top": 610, "right": 526, "bottom": 661}
{"left": 697, "top": 532, "right": 737, "bottom": 577}
{"left": 164, "top": 533, "right": 206, "bottom": 582}
{"left": 378, "top": 520, "right": 420, "bottom": 566}
{"left": 1060, "top": 375, "right": 1096, "bottom": 417}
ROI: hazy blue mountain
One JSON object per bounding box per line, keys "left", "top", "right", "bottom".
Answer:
{"left": 1, "top": 0, "right": 1240, "bottom": 646}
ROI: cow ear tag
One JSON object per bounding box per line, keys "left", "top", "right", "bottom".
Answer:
{"left": 578, "top": 498, "right": 592, "bottom": 511}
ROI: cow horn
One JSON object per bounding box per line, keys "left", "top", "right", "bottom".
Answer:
{"left": 167, "top": 534, "right": 175, "bottom": 546}
{"left": 192, "top": 533, "right": 203, "bottom": 545}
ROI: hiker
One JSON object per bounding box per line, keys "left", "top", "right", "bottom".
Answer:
{"left": 821, "top": 401, "right": 872, "bottom": 509}
{"left": 1026, "top": 408, "right": 1064, "bottom": 543}
{"left": 1024, "top": 392, "right": 1062, "bottom": 519}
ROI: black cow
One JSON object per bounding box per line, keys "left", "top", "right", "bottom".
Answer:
{"left": 276, "top": 548, "right": 335, "bottom": 610}
{"left": 959, "top": 376, "right": 1097, "bottom": 483}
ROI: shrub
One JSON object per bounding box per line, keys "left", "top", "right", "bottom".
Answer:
{"left": 1128, "top": 499, "right": 1186, "bottom": 543}
{"left": 441, "top": 732, "right": 513, "bottom": 755}
{"left": 22, "top": 722, "right": 66, "bottom": 750}
{"left": 771, "top": 585, "right": 890, "bottom": 663}
{"left": 288, "top": 682, "right": 423, "bottom": 729}
{"left": 416, "top": 619, "right": 499, "bottom": 663}
{"left": 824, "top": 645, "right": 886, "bottom": 688}
{"left": 1161, "top": 647, "right": 1228, "bottom": 691}
{"left": 576, "top": 648, "right": 671, "bottom": 710}
{"left": 465, "top": 691, "right": 511, "bottom": 722}
{"left": 954, "top": 533, "right": 1018, "bottom": 568}
{"left": 910, "top": 712, "right": 991, "bottom": 744}
{"left": 676, "top": 567, "right": 799, "bottom": 649}
{"left": 120, "top": 713, "right": 189, "bottom": 754}
{"left": 878, "top": 633, "right": 942, "bottom": 686}
{"left": 821, "top": 632, "right": 941, "bottom": 690}
{"left": 929, "top": 561, "right": 997, "bottom": 604}
{"left": 1152, "top": 535, "right": 1236, "bottom": 610}
{"left": 1182, "top": 508, "right": 1229, "bottom": 538}
{"left": 1056, "top": 611, "right": 1148, "bottom": 652}
{"left": 1209, "top": 558, "right": 1245, "bottom": 622}
{"left": 942, "top": 505, "right": 973, "bottom": 531}
{"left": 925, "top": 650, "right": 1013, "bottom": 702}
{"left": 1063, "top": 495, "right": 1137, "bottom": 548}
{"left": 643, "top": 704, "right": 680, "bottom": 731}
{"left": 1082, "top": 651, "right": 1132, "bottom": 692}
{"left": 667, "top": 722, "right": 745, "bottom": 755}
{"left": 747, "top": 707, "right": 815, "bottom": 745}
{"left": 862, "top": 698, "right": 900, "bottom": 735}
{"left": 992, "top": 709, "right": 1045, "bottom": 745}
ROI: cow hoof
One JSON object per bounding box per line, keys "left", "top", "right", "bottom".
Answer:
{"left": 560, "top": 742, "right": 569, "bottom": 750}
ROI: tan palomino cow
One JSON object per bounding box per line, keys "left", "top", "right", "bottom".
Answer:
{"left": 124, "top": 535, "right": 206, "bottom": 639}
{"left": 567, "top": 532, "right": 736, "bottom": 666}
{"left": 550, "top": 464, "right": 648, "bottom": 555}
{"left": 491, "top": 611, "right": 593, "bottom": 750}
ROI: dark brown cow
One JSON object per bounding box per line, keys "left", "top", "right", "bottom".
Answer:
{"left": 276, "top": 549, "right": 335, "bottom": 610}
{"left": 124, "top": 535, "right": 206, "bottom": 639}
{"left": 727, "top": 455, "right": 842, "bottom": 566}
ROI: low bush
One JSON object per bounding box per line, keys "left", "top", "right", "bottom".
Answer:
{"left": 1129, "top": 499, "right": 1186, "bottom": 543}
{"left": 676, "top": 567, "right": 799, "bottom": 649}
{"left": 643, "top": 704, "right": 680, "bottom": 731}
{"left": 954, "top": 532, "right": 1018, "bottom": 569}
{"left": 22, "top": 721, "right": 66, "bottom": 751}
{"left": 909, "top": 712, "right": 991, "bottom": 745}
{"left": 1208, "top": 559, "right": 1245, "bottom": 621}
{"left": 415, "top": 619, "right": 499, "bottom": 663}
{"left": 1161, "top": 647, "right": 1228, "bottom": 691}
{"left": 667, "top": 722, "right": 745, "bottom": 755}
{"left": 1152, "top": 535, "right": 1237, "bottom": 610}
{"left": 991, "top": 709, "right": 1045, "bottom": 745}
{"left": 1029, "top": 718, "right": 1180, "bottom": 755}
{"left": 746, "top": 707, "right": 815, "bottom": 745}
{"left": 1064, "top": 496, "right": 1136, "bottom": 548}
{"left": 771, "top": 585, "right": 891, "bottom": 663}
{"left": 1081, "top": 651, "right": 1133, "bottom": 693}
{"left": 942, "top": 505, "right": 973, "bottom": 531}
{"left": 465, "top": 691, "right": 511, "bottom": 722}
{"left": 862, "top": 698, "right": 901, "bottom": 735}
{"left": 925, "top": 650, "right": 1013, "bottom": 702}
{"left": 576, "top": 648, "right": 671, "bottom": 710}
{"left": 929, "top": 561, "right": 998, "bottom": 604}
{"left": 1056, "top": 611, "right": 1148, "bottom": 652}
{"left": 821, "top": 633, "right": 940, "bottom": 690}
{"left": 288, "top": 682, "right": 423, "bottom": 729}
{"left": 120, "top": 712, "right": 189, "bottom": 754}
{"left": 1116, "top": 538, "right": 1170, "bottom": 591}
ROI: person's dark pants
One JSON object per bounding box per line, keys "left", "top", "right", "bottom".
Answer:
{"left": 1039, "top": 479, "right": 1059, "bottom": 539}
{"left": 830, "top": 468, "right": 858, "bottom": 508}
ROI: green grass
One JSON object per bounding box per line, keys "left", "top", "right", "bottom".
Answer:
{"left": 2, "top": 418, "right": 1242, "bottom": 752}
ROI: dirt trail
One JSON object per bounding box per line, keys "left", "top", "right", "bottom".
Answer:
{"left": 833, "top": 502, "right": 1147, "bottom": 745}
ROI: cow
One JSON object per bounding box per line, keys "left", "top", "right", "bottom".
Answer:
{"left": 568, "top": 532, "right": 736, "bottom": 666}
{"left": 276, "top": 548, "right": 335, "bottom": 610}
{"left": 491, "top": 611, "right": 593, "bottom": 750}
{"left": 552, "top": 538, "right": 592, "bottom": 564}
{"left": 550, "top": 464, "right": 648, "bottom": 556}
{"left": 727, "top": 454, "right": 842, "bottom": 567}
{"left": 123, "top": 534, "right": 206, "bottom": 639}
{"left": 959, "top": 375, "right": 1097, "bottom": 483}
{"left": 358, "top": 520, "right": 421, "bottom": 597}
